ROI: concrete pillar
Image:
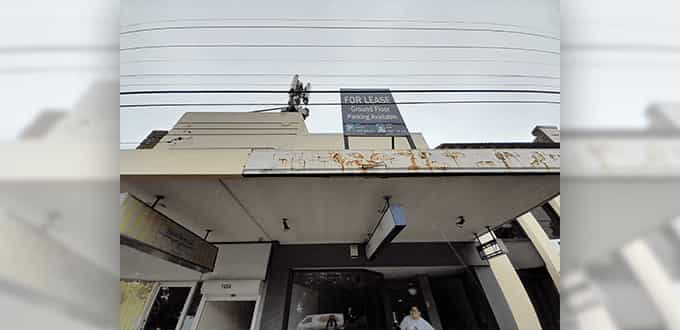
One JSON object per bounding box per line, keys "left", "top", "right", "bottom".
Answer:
{"left": 418, "top": 275, "right": 444, "bottom": 330}
{"left": 381, "top": 284, "right": 396, "bottom": 328}
{"left": 620, "top": 239, "right": 680, "bottom": 328}
{"left": 478, "top": 233, "right": 542, "bottom": 330}
{"left": 474, "top": 267, "right": 518, "bottom": 330}
{"left": 516, "top": 213, "right": 560, "bottom": 291}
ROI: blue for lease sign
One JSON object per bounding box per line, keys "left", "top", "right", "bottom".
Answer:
{"left": 341, "top": 89, "right": 410, "bottom": 136}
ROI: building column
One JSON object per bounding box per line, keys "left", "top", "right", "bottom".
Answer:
{"left": 474, "top": 267, "right": 518, "bottom": 330}
{"left": 417, "top": 275, "right": 444, "bottom": 330}
{"left": 516, "top": 213, "right": 560, "bottom": 291}
{"left": 620, "top": 239, "right": 680, "bottom": 328}
{"left": 477, "top": 233, "right": 542, "bottom": 330}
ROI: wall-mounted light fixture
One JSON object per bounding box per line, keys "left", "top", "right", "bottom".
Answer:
{"left": 455, "top": 216, "right": 466, "bottom": 229}
{"left": 349, "top": 245, "right": 360, "bottom": 259}
{"left": 282, "top": 218, "right": 291, "bottom": 231}
{"left": 407, "top": 282, "right": 418, "bottom": 296}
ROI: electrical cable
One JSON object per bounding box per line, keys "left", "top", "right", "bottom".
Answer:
{"left": 120, "top": 82, "right": 561, "bottom": 88}
{"left": 119, "top": 17, "right": 558, "bottom": 36}
{"left": 247, "top": 106, "right": 287, "bottom": 113}
{"left": 120, "top": 100, "right": 560, "bottom": 109}
{"left": 120, "top": 73, "right": 559, "bottom": 79}
{"left": 0, "top": 45, "right": 117, "bottom": 54}
{"left": 120, "top": 58, "right": 559, "bottom": 66}
{"left": 435, "top": 225, "right": 489, "bottom": 303}
{"left": 217, "top": 178, "right": 272, "bottom": 241}
{"left": 119, "top": 44, "right": 560, "bottom": 55}
{"left": 120, "top": 24, "right": 559, "bottom": 40}
{"left": 120, "top": 89, "right": 559, "bottom": 95}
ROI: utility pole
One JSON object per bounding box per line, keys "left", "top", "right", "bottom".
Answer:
{"left": 284, "top": 74, "right": 311, "bottom": 119}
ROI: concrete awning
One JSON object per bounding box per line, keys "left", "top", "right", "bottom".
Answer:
{"left": 121, "top": 148, "right": 559, "bottom": 243}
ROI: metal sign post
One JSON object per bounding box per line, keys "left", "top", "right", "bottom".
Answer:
{"left": 340, "top": 89, "right": 416, "bottom": 149}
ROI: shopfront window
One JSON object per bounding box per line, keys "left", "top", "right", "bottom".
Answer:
{"left": 286, "top": 270, "right": 385, "bottom": 330}
{"left": 120, "top": 280, "right": 156, "bottom": 330}
{"left": 144, "top": 285, "right": 192, "bottom": 330}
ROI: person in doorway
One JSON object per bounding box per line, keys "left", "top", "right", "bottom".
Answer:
{"left": 325, "top": 314, "right": 339, "bottom": 329}
{"left": 346, "top": 306, "right": 358, "bottom": 322}
{"left": 399, "top": 306, "right": 434, "bottom": 330}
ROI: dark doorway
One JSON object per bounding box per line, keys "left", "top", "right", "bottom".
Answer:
{"left": 384, "top": 278, "right": 430, "bottom": 329}
{"left": 429, "top": 273, "right": 499, "bottom": 330}
{"left": 286, "top": 270, "right": 385, "bottom": 330}
{"left": 518, "top": 267, "right": 559, "bottom": 330}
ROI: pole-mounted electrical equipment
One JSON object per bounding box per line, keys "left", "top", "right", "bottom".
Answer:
{"left": 284, "top": 74, "right": 311, "bottom": 119}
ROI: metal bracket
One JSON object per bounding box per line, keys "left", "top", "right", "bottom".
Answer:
{"left": 150, "top": 195, "right": 165, "bottom": 209}
{"left": 474, "top": 226, "right": 505, "bottom": 260}
{"left": 367, "top": 196, "right": 391, "bottom": 240}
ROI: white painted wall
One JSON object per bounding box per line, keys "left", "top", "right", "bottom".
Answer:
{"left": 204, "top": 244, "right": 271, "bottom": 280}
{"left": 196, "top": 301, "right": 256, "bottom": 330}
{"left": 121, "top": 243, "right": 271, "bottom": 281}
{"left": 149, "top": 112, "right": 429, "bottom": 150}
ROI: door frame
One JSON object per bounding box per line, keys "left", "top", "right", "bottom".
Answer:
{"left": 190, "top": 293, "right": 262, "bottom": 330}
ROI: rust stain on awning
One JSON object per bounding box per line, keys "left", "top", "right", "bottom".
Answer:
{"left": 246, "top": 149, "right": 559, "bottom": 174}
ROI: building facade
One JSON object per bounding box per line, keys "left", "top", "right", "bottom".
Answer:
{"left": 120, "top": 112, "right": 560, "bottom": 330}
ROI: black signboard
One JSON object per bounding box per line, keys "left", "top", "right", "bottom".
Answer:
{"left": 341, "top": 89, "right": 410, "bottom": 136}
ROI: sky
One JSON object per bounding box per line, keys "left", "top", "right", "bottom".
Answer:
{"left": 119, "top": 0, "right": 560, "bottom": 148}
{"left": 5, "top": 0, "right": 680, "bottom": 143}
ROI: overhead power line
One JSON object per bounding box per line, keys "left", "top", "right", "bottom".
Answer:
{"left": 120, "top": 25, "right": 559, "bottom": 40}
{"left": 119, "top": 17, "right": 558, "bottom": 36}
{"left": 120, "top": 89, "right": 560, "bottom": 95}
{"left": 119, "top": 44, "right": 560, "bottom": 55}
{"left": 0, "top": 45, "right": 117, "bottom": 54}
{"left": 120, "top": 82, "right": 560, "bottom": 88}
{"left": 120, "top": 100, "right": 560, "bottom": 109}
{"left": 0, "top": 66, "right": 116, "bottom": 74}
{"left": 120, "top": 73, "right": 559, "bottom": 79}
{"left": 120, "top": 58, "right": 559, "bottom": 66}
